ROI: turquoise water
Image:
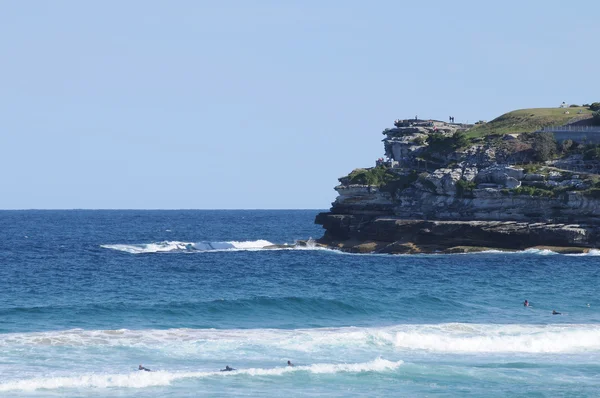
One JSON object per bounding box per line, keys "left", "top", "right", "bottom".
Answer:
{"left": 1, "top": 210, "right": 599, "bottom": 397}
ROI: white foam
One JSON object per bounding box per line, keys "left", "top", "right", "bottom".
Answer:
{"left": 100, "top": 240, "right": 275, "bottom": 254}
{"left": 100, "top": 239, "right": 340, "bottom": 254}
{"left": 391, "top": 323, "right": 600, "bottom": 353}
{"left": 478, "top": 248, "right": 600, "bottom": 256}
{"left": 521, "top": 248, "right": 558, "bottom": 255}
{"left": 566, "top": 249, "right": 600, "bottom": 256}
{"left": 229, "top": 239, "right": 273, "bottom": 250}
{"left": 100, "top": 241, "right": 191, "bottom": 254}
{"left": 3, "top": 324, "right": 600, "bottom": 354}
{"left": 0, "top": 358, "right": 402, "bottom": 392}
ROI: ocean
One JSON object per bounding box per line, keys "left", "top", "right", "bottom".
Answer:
{"left": 1, "top": 210, "right": 599, "bottom": 397}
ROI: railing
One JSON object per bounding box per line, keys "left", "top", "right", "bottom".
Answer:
{"left": 539, "top": 125, "right": 600, "bottom": 133}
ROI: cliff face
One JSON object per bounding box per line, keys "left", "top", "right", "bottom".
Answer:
{"left": 316, "top": 118, "right": 600, "bottom": 253}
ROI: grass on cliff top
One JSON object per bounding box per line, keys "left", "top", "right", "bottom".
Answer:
{"left": 466, "top": 107, "right": 593, "bottom": 138}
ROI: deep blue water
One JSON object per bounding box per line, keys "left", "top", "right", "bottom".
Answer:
{"left": 1, "top": 210, "right": 599, "bottom": 397}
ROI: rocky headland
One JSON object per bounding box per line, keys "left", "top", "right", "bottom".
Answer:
{"left": 316, "top": 105, "right": 600, "bottom": 254}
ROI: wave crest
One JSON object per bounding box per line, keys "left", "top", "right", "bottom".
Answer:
{"left": 392, "top": 323, "right": 600, "bottom": 353}
{"left": 3, "top": 324, "right": 600, "bottom": 354}
{"left": 101, "top": 240, "right": 275, "bottom": 254}
{"left": 0, "top": 358, "right": 402, "bottom": 392}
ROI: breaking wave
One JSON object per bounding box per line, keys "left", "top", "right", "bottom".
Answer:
{"left": 101, "top": 240, "right": 276, "bottom": 254}
{"left": 474, "top": 248, "right": 600, "bottom": 256}
{"left": 0, "top": 358, "right": 402, "bottom": 391}
{"left": 100, "top": 238, "right": 329, "bottom": 254}
{"left": 2, "top": 323, "right": 599, "bottom": 354}
{"left": 391, "top": 323, "right": 600, "bottom": 353}
{"left": 566, "top": 249, "right": 600, "bottom": 256}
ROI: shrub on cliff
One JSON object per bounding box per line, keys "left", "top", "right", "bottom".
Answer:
{"left": 560, "top": 139, "right": 574, "bottom": 153}
{"left": 582, "top": 188, "right": 600, "bottom": 199}
{"left": 455, "top": 179, "right": 476, "bottom": 198}
{"left": 583, "top": 144, "right": 600, "bottom": 161}
{"left": 532, "top": 132, "right": 557, "bottom": 161}
{"left": 512, "top": 186, "right": 554, "bottom": 197}
{"left": 346, "top": 166, "right": 402, "bottom": 187}
{"left": 380, "top": 171, "right": 418, "bottom": 196}
{"left": 425, "top": 132, "right": 470, "bottom": 155}
{"left": 589, "top": 103, "right": 600, "bottom": 111}
{"left": 413, "top": 136, "right": 426, "bottom": 145}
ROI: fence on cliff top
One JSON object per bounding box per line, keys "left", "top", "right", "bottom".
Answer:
{"left": 539, "top": 125, "right": 600, "bottom": 133}
{"left": 537, "top": 125, "right": 600, "bottom": 145}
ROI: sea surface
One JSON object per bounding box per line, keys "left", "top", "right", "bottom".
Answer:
{"left": 1, "top": 210, "right": 599, "bottom": 397}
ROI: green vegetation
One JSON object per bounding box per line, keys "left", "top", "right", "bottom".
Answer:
{"left": 417, "top": 173, "right": 437, "bottom": 192}
{"left": 511, "top": 186, "right": 555, "bottom": 197}
{"left": 341, "top": 166, "right": 420, "bottom": 197}
{"left": 413, "top": 135, "right": 426, "bottom": 145}
{"left": 583, "top": 144, "right": 600, "bottom": 161}
{"left": 456, "top": 179, "right": 476, "bottom": 198}
{"left": 579, "top": 177, "right": 600, "bottom": 198}
{"left": 522, "top": 163, "right": 544, "bottom": 174}
{"left": 560, "top": 139, "right": 574, "bottom": 154}
{"left": 346, "top": 166, "right": 397, "bottom": 186}
{"left": 509, "top": 180, "right": 592, "bottom": 199}
{"left": 532, "top": 132, "right": 557, "bottom": 161}
{"left": 380, "top": 171, "right": 418, "bottom": 196}
{"left": 425, "top": 132, "right": 470, "bottom": 155}
{"left": 466, "top": 107, "right": 594, "bottom": 137}
{"left": 590, "top": 103, "right": 600, "bottom": 111}
{"left": 583, "top": 188, "right": 600, "bottom": 198}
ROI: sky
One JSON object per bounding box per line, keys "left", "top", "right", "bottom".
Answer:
{"left": 0, "top": 0, "right": 598, "bottom": 209}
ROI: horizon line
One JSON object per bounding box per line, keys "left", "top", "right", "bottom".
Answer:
{"left": 0, "top": 208, "right": 328, "bottom": 211}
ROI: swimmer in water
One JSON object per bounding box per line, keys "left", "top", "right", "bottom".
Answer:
{"left": 220, "top": 365, "right": 235, "bottom": 372}
{"left": 287, "top": 360, "right": 294, "bottom": 367}
{"left": 139, "top": 365, "right": 151, "bottom": 372}
{"left": 552, "top": 310, "right": 561, "bottom": 315}
{"left": 524, "top": 300, "right": 529, "bottom": 307}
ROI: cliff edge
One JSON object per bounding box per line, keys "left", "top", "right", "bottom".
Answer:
{"left": 316, "top": 107, "right": 600, "bottom": 254}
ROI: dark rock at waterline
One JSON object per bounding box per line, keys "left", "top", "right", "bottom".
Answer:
{"left": 262, "top": 240, "right": 328, "bottom": 250}
{"left": 315, "top": 213, "right": 598, "bottom": 254}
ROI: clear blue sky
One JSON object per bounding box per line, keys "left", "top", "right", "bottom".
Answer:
{"left": 1, "top": 0, "right": 598, "bottom": 209}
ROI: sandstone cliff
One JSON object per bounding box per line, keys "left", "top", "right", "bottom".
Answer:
{"left": 316, "top": 117, "right": 600, "bottom": 253}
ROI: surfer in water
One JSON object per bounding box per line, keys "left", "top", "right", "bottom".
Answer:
{"left": 287, "top": 360, "right": 294, "bottom": 367}
{"left": 221, "top": 365, "right": 235, "bottom": 372}
{"left": 139, "top": 365, "right": 152, "bottom": 372}
{"left": 524, "top": 300, "right": 529, "bottom": 307}
{"left": 552, "top": 310, "right": 561, "bottom": 315}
